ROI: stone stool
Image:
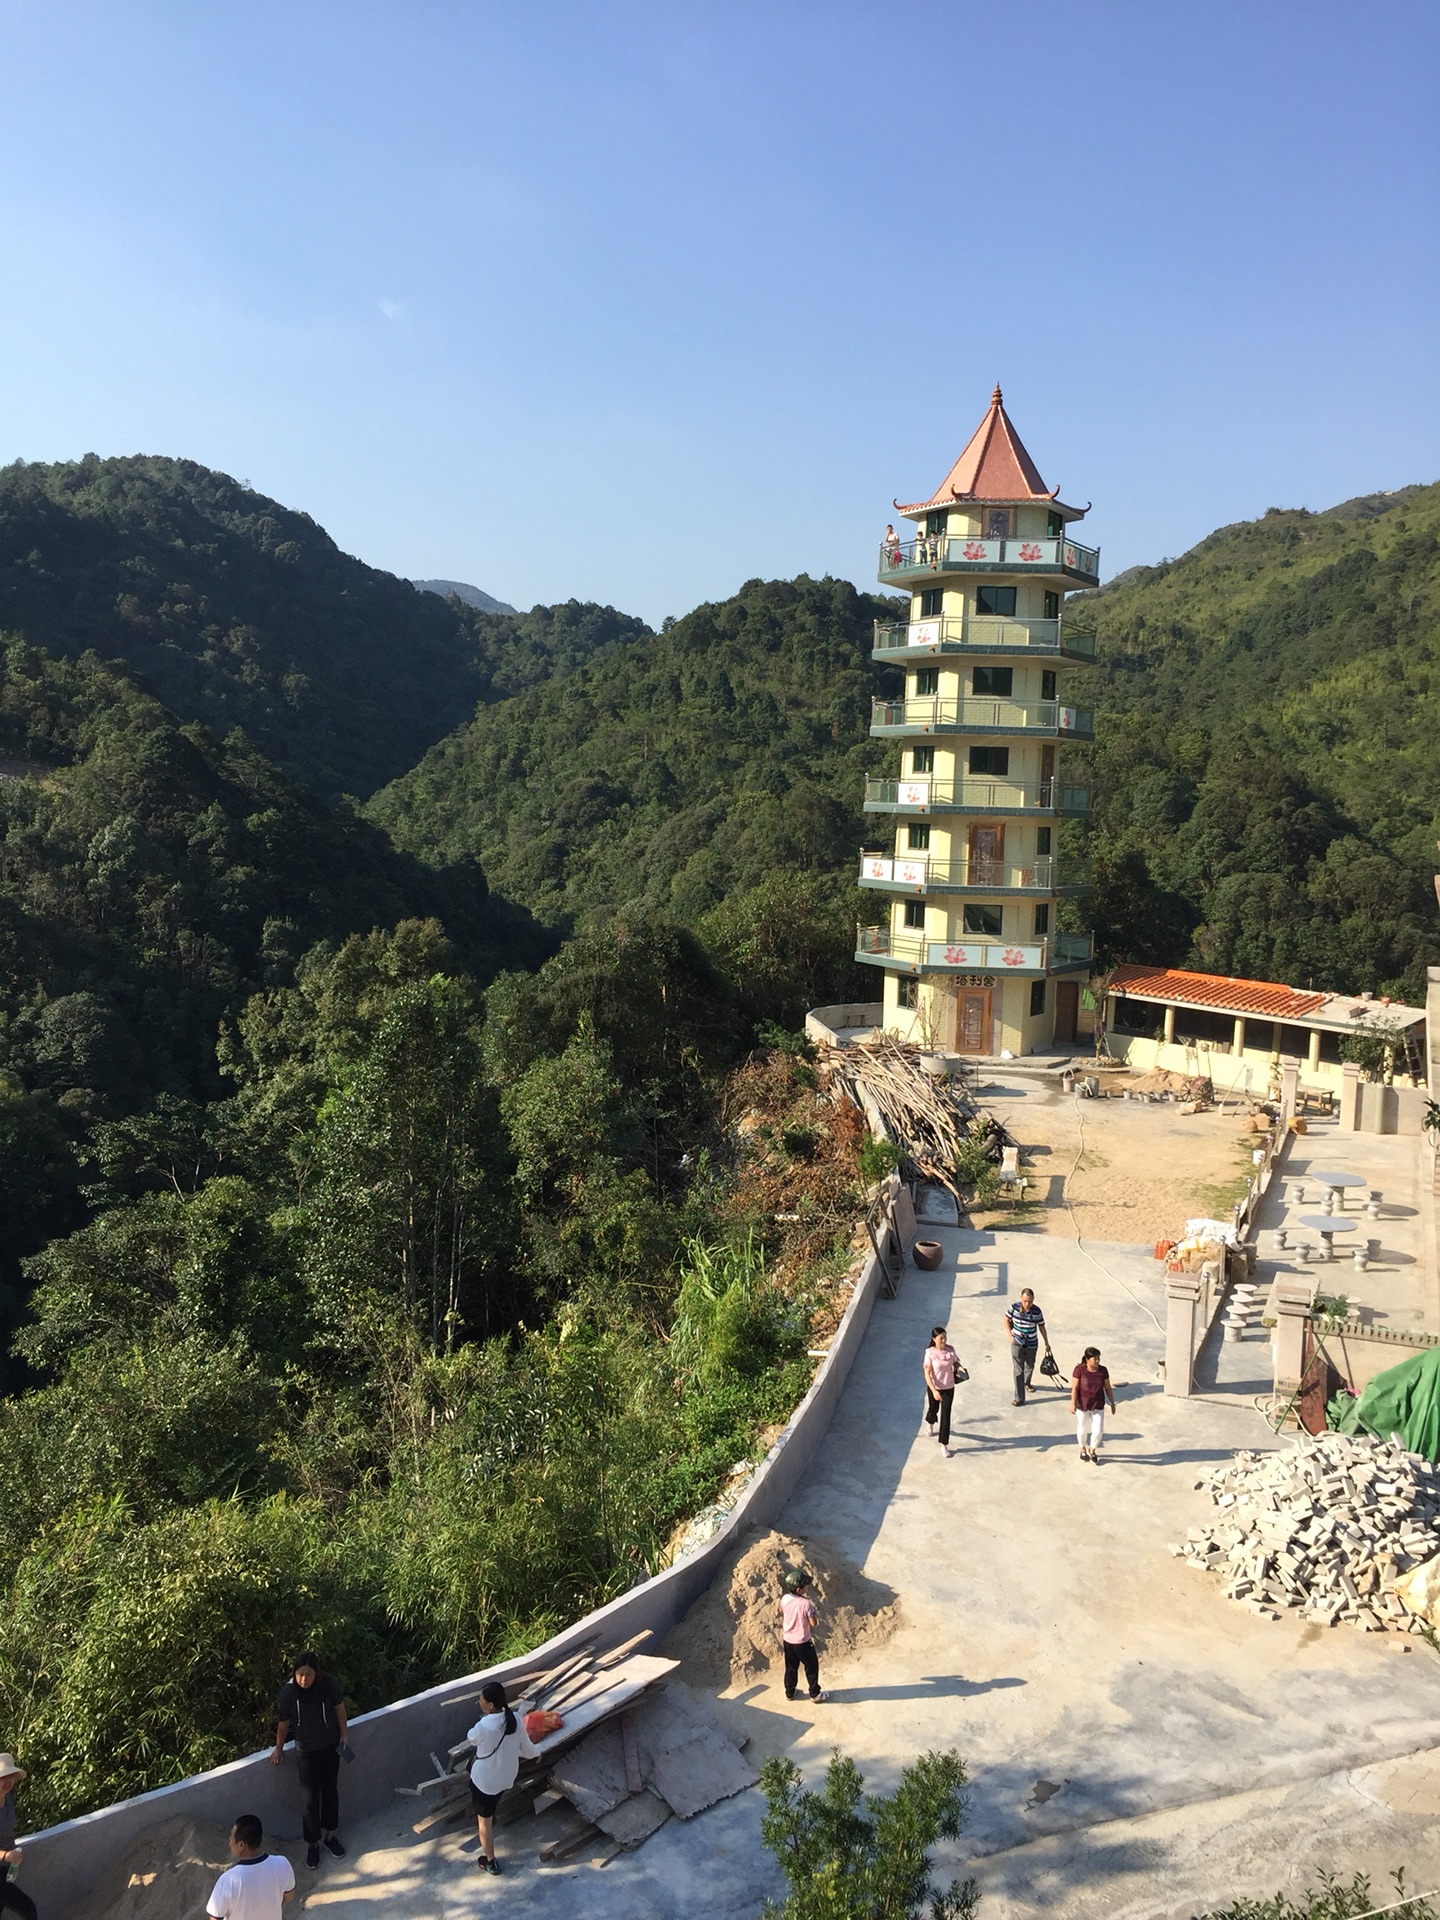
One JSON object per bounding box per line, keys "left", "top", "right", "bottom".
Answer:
{"left": 1352, "top": 1246, "right": 1368, "bottom": 1273}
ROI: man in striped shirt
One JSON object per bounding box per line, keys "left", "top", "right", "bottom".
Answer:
{"left": 1005, "top": 1288, "right": 1052, "bottom": 1406}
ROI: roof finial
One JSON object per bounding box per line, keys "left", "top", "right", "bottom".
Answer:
{"left": 992, "top": 383, "right": 1003, "bottom": 407}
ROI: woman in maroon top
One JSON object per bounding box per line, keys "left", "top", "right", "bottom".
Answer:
{"left": 1071, "top": 1346, "right": 1115, "bottom": 1463}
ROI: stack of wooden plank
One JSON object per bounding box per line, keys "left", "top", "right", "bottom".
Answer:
{"left": 819, "top": 1035, "right": 986, "bottom": 1199}
{"left": 395, "top": 1633, "right": 757, "bottom": 1867}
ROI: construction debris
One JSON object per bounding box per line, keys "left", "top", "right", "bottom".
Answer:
{"left": 1172, "top": 1431, "right": 1440, "bottom": 1630}
{"left": 817, "top": 1036, "right": 989, "bottom": 1199}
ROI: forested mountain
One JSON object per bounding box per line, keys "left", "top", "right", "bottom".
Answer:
{"left": 369, "top": 574, "right": 900, "bottom": 926}
{"left": 412, "top": 577, "right": 516, "bottom": 613}
{"left": 1066, "top": 479, "right": 1440, "bottom": 1000}
{"left": 0, "top": 457, "right": 642, "bottom": 795}
{"left": 0, "top": 635, "right": 548, "bottom": 1365}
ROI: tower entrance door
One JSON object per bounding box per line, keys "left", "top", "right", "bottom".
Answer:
{"left": 957, "top": 988, "right": 992, "bottom": 1055}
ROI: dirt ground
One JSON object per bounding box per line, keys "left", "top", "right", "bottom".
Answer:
{"left": 968, "top": 1074, "right": 1260, "bottom": 1248}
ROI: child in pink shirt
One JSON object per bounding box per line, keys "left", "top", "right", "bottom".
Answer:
{"left": 779, "top": 1569, "right": 827, "bottom": 1702}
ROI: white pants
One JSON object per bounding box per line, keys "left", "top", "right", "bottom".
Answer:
{"left": 1076, "top": 1408, "right": 1104, "bottom": 1451}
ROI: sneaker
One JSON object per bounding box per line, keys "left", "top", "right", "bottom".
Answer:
{"left": 306, "top": 1843, "right": 321, "bottom": 1870}
{"left": 324, "top": 1836, "right": 346, "bottom": 1858}
{"left": 1078, "top": 1449, "right": 1089, "bottom": 1462}
{"left": 484, "top": 1856, "right": 502, "bottom": 1874}
{"left": 810, "top": 1690, "right": 829, "bottom": 1702}
{"left": 784, "top": 1690, "right": 798, "bottom": 1700}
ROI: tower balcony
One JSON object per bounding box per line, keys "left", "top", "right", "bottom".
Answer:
{"left": 855, "top": 926, "right": 1094, "bottom": 976}
{"left": 872, "top": 616, "right": 1095, "bottom": 663}
{"left": 863, "top": 776, "right": 1091, "bottom": 817}
{"left": 871, "top": 695, "right": 1094, "bottom": 740}
{"left": 858, "top": 853, "right": 1091, "bottom": 896}
{"left": 878, "top": 534, "right": 1101, "bottom": 587}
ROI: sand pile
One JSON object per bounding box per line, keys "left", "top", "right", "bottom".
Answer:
{"left": 67, "top": 1817, "right": 303, "bottom": 1920}
{"left": 663, "top": 1527, "right": 900, "bottom": 1690}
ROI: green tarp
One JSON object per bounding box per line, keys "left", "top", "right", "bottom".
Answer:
{"left": 1326, "top": 1347, "right": 1440, "bottom": 1460}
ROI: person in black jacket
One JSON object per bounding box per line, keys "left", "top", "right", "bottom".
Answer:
{"left": 0, "top": 1755, "right": 36, "bottom": 1920}
{"left": 270, "top": 1654, "right": 351, "bottom": 1870}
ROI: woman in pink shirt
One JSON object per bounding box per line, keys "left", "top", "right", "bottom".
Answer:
{"left": 779, "top": 1568, "right": 827, "bottom": 1702}
{"left": 922, "top": 1325, "right": 964, "bottom": 1457}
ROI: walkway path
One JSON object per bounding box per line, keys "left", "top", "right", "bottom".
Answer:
{"left": 302, "top": 1120, "right": 1440, "bottom": 1917}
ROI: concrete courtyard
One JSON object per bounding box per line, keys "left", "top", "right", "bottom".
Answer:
{"left": 297, "top": 1102, "right": 1440, "bottom": 1919}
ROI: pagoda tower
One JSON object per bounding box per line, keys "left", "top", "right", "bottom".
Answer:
{"left": 857, "top": 387, "right": 1098, "bottom": 1056}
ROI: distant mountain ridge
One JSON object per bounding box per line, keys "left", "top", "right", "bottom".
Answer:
{"left": 412, "top": 578, "right": 516, "bottom": 614}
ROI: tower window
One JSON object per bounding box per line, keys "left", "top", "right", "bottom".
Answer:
{"left": 907, "top": 824, "right": 930, "bottom": 850}
{"left": 913, "top": 668, "right": 939, "bottom": 697}
{"left": 968, "top": 746, "right": 1009, "bottom": 775}
{"left": 1034, "top": 903, "right": 1050, "bottom": 936}
{"left": 984, "top": 508, "right": 1012, "bottom": 539}
{"left": 919, "top": 588, "right": 943, "bottom": 618}
{"left": 903, "top": 900, "right": 926, "bottom": 929}
{"left": 925, "top": 511, "right": 947, "bottom": 537}
{"left": 1041, "top": 669, "right": 1057, "bottom": 700}
{"left": 1029, "top": 978, "right": 1047, "bottom": 1017}
{"left": 1044, "top": 590, "right": 1060, "bottom": 620}
{"left": 975, "top": 585, "right": 1016, "bottom": 617}
{"left": 897, "top": 977, "right": 920, "bottom": 1009}
{"left": 1047, "top": 512, "right": 1063, "bottom": 537}
{"left": 964, "top": 904, "right": 1003, "bottom": 936}
{"left": 1036, "top": 827, "right": 1052, "bottom": 855}
{"left": 911, "top": 746, "right": 935, "bottom": 774}
{"left": 973, "top": 665, "right": 1013, "bottom": 697}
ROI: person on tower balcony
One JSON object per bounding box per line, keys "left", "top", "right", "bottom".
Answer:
{"left": 883, "top": 523, "right": 901, "bottom": 568}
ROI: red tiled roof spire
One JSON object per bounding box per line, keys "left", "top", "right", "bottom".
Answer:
{"left": 896, "top": 386, "right": 1064, "bottom": 513}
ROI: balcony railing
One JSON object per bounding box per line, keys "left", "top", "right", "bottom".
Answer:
{"left": 862, "top": 777, "right": 1091, "bottom": 814}
{"left": 871, "top": 695, "right": 1094, "bottom": 739}
{"left": 872, "top": 616, "right": 1095, "bottom": 661}
{"left": 855, "top": 925, "right": 1094, "bottom": 972}
{"left": 878, "top": 534, "right": 1101, "bottom": 583}
{"left": 858, "top": 854, "right": 1091, "bottom": 892}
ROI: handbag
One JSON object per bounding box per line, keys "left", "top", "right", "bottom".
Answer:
{"left": 1038, "top": 1350, "right": 1060, "bottom": 1380}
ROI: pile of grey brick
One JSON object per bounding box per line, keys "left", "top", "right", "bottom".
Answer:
{"left": 1172, "top": 1430, "right": 1440, "bottom": 1630}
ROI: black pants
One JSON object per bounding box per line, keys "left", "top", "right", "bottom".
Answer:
{"left": 783, "top": 1641, "right": 821, "bottom": 1699}
{"left": 1012, "top": 1343, "right": 1038, "bottom": 1402}
{"left": 1, "top": 1865, "right": 37, "bottom": 1920}
{"left": 924, "top": 1385, "right": 954, "bottom": 1446}
{"left": 297, "top": 1745, "right": 341, "bottom": 1843}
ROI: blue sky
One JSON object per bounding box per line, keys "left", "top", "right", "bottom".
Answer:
{"left": 0, "top": 1, "right": 1435, "bottom": 626}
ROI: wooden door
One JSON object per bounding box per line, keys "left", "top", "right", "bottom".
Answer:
{"left": 1054, "top": 981, "right": 1079, "bottom": 1044}
{"left": 967, "top": 823, "right": 1004, "bottom": 886}
{"left": 957, "top": 989, "right": 991, "bottom": 1055}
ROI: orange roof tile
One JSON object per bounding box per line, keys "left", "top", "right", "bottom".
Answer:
{"left": 1108, "top": 964, "right": 1328, "bottom": 1021}
{"left": 896, "top": 385, "right": 1059, "bottom": 513}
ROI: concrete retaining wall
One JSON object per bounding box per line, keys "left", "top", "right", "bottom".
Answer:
{"left": 17, "top": 1175, "right": 908, "bottom": 1919}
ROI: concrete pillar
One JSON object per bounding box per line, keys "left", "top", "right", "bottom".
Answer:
{"left": 1272, "top": 1278, "right": 1316, "bottom": 1428}
{"left": 1280, "top": 1061, "right": 1299, "bottom": 1125}
{"left": 1164, "top": 1272, "right": 1202, "bottom": 1397}
{"left": 1308, "top": 1028, "right": 1321, "bottom": 1074}
{"left": 1232, "top": 1016, "right": 1245, "bottom": 1058}
{"left": 1340, "top": 1061, "right": 1360, "bottom": 1132}
{"left": 1163, "top": 1005, "right": 1175, "bottom": 1044}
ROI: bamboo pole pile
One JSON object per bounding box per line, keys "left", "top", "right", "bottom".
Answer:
{"left": 818, "top": 1036, "right": 985, "bottom": 1199}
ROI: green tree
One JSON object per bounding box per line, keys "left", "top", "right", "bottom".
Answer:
{"left": 759, "top": 1748, "right": 978, "bottom": 1920}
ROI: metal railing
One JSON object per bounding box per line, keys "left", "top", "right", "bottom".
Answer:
{"left": 877, "top": 534, "right": 1101, "bottom": 580}
{"left": 873, "top": 616, "right": 1094, "bottom": 659}
{"left": 872, "top": 695, "right": 1094, "bottom": 738}
{"left": 856, "top": 926, "right": 1094, "bottom": 969}
{"left": 862, "top": 777, "right": 1091, "bottom": 814}
{"left": 858, "top": 854, "right": 1091, "bottom": 891}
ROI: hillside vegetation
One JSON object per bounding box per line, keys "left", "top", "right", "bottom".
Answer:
{"left": 0, "top": 457, "right": 643, "bottom": 794}
{"left": 1067, "top": 480, "right": 1440, "bottom": 998}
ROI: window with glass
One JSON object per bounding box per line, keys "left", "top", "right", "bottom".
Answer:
{"left": 1029, "top": 979, "right": 1047, "bottom": 1017}
{"left": 1044, "top": 590, "right": 1060, "bottom": 621}
{"left": 913, "top": 668, "right": 939, "bottom": 697}
{"left": 919, "top": 588, "right": 943, "bottom": 618}
{"left": 897, "top": 977, "right": 920, "bottom": 1009}
{"left": 1036, "top": 827, "right": 1052, "bottom": 855}
{"left": 906, "top": 824, "right": 930, "bottom": 850}
{"left": 964, "top": 904, "right": 1003, "bottom": 936}
{"left": 1033, "top": 903, "right": 1050, "bottom": 936}
{"left": 903, "top": 900, "right": 926, "bottom": 929}
{"left": 1047, "top": 512, "right": 1063, "bottom": 537}
{"left": 911, "top": 746, "right": 935, "bottom": 774}
{"left": 968, "top": 746, "right": 1009, "bottom": 775}
{"left": 1041, "top": 669, "right": 1057, "bottom": 701}
{"left": 925, "top": 511, "right": 947, "bottom": 537}
{"left": 972, "top": 665, "right": 1013, "bottom": 697}
{"left": 975, "top": 585, "right": 1016, "bottom": 617}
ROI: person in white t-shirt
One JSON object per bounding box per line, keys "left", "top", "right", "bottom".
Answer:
{"left": 465, "top": 1681, "right": 540, "bottom": 1875}
{"left": 206, "top": 1815, "right": 294, "bottom": 1920}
